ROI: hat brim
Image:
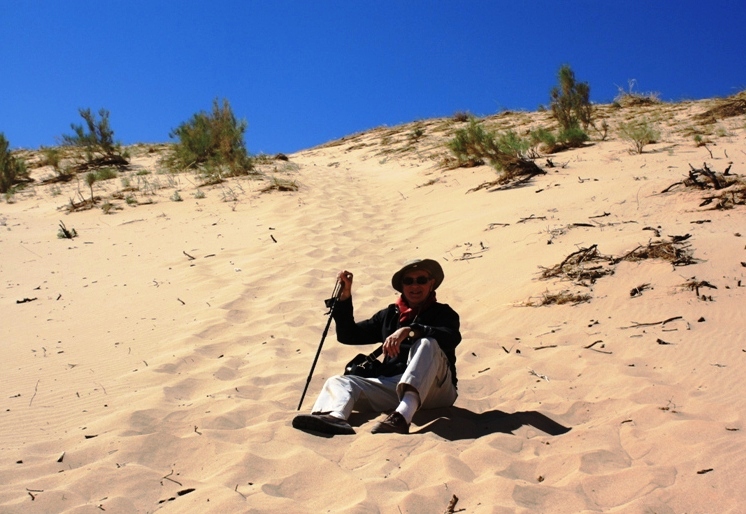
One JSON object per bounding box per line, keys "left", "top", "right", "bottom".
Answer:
{"left": 391, "top": 259, "right": 444, "bottom": 293}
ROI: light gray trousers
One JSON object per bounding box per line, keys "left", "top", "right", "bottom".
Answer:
{"left": 311, "top": 337, "right": 457, "bottom": 420}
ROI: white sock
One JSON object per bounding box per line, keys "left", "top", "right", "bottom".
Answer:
{"left": 395, "top": 391, "right": 420, "bottom": 424}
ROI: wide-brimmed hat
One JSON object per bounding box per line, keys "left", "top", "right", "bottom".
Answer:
{"left": 391, "top": 258, "right": 444, "bottom": 292}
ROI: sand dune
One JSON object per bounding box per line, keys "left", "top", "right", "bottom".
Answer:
{"left": 2, "top": 96, "right": 745, "bottom": 513}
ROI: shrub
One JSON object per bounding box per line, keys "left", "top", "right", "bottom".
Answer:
{"left": 529, "top": 125, "right": 588, "bottom": 153}
{"left": 448, "top": 119, "right": 544, "bottom": 185}
{"left": 452, "top": 111, "right": 471, "bottom": 123}
{"left": 618, "top": 118, "right": 660, "bottom": 154}
{"left": 84, "top": 171, "right": 98, "bottom": 201}
{"left": 166, "top": 98, "right": 253, "bottom": 177}
{"left": 447, "top": 118, "right": 497, "bottom": 167}
{"left": 0, "top": 133, "right": 28, "bottom": 194}
{"left": 614, "top": 79, "right": 660, "bottom": 107}
{"left": 495, "top": 130, "right": 530, "bottom": 158}
{"left": 40, "top": 146, "right": 63, "bottom": 170}
{"left": 95, "top": 167, "right": 118, "bottom": 181}
{"left": 530, "top": 127, "right": 558, "bottom": 153}
{"left": 61, "top": 108, "right": 129, "bottom": 169}
{"left": 550, "top": 65, "right": 593, "bottom": 132}
{"left": 557, "top": 123, "right": 589, "bottom": 147}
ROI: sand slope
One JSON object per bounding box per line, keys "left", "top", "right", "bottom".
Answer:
{"left": 1, "top": 98, "right": 745, "bottom": 513}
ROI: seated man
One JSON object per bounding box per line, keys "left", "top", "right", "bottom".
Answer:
{"left": 293, "top": 258, "right": 461, "bottom": 435}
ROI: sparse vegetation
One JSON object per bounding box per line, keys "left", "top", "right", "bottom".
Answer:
{"left": 0, "top": 133, "right": 29, "bottom": 194}
{"left": 618, "top": 118, "right": 660, "bottom": 154}
{"left": 164, "top": 98, "right": 253, "bottom": 179}
{"left": 61, "top": 108, "right": 129, "bottom": 170}
{"left": 39, "top": 146, "right": 72, "bottom": 180}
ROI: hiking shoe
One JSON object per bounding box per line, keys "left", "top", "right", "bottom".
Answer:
{"left": 371, "top": 412, "right": 410, "bottom": 434}
{"left": 292, "top": 414, "right": 355, "bottom": 435}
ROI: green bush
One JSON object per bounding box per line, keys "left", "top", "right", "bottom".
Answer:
{"left": 618, "top": 118, "right": 660, "bottom": 154}
{"left": 94, "top": 167, "right": 118, "bottom": 181}
{"left": 495, "top": 130, "right": 530, "bottom": 158}
{"left": 447, "top": 119, "right": 543, "bottom": 185}
{"left": 550, "top": 65, "right": 593, "bottom": 132}
{"left": 529, "top": 125, "right": 588, "bottom": 154}
{"left": 447, "top": 118, "right": 498, "bottom": 167}
{"left": 166, "top": 98, "right": 253, "bottom": 178}
{"left": 530, "top": 127, "right": 558, "bottom": 152}
{"left": 61, "top": 108, "right": 129, "bottom": 169}
{"left": 0, "top": 133, "right": 28, "bottom": 194}
{"left": 557, "top": 123, "right": 589, "bottom": 147}
{"left": 84, "top": 171, "right": 98, "bottom": 201}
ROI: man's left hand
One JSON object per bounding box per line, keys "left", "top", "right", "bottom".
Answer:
{"left": 383, "top": 327, "right": 410, "bottom": 358}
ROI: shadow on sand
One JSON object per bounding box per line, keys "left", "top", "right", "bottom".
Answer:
{"left": 411, "top": 406, "right": 571, "bottom": 441}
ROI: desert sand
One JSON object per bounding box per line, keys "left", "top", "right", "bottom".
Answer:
{"left": 1, "top": 96, "right": 745, "bottom": 513}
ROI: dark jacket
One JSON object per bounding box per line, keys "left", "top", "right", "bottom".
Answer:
{"left": 332, "top": 297, "right": 462, "bottom": 386}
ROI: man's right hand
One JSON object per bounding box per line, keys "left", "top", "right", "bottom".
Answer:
{"left": 337, "top": 270, "right": 353, "bottom": 301}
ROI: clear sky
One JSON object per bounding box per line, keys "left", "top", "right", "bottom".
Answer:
{"left": 2, "top": 1, "right": 745, "bottom": 155}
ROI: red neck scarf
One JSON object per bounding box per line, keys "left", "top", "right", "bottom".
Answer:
{"left": 396, "top": 292, "right": 437, "bottom": 325}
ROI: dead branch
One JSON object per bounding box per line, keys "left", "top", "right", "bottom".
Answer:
{"left": 620, "top": 316, "right": 683, "bottom": 330}
{"left": 444, "top": 494, "right": 459, "bottom": 514}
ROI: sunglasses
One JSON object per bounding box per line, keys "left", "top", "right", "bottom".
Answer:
{"left": 402, "top": 276, "right": 431, "bottom": 286}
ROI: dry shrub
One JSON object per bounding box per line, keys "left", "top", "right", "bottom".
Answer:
{"left": 661, "top": 162, "right": 746, "bottom": 209}
{"left": 614, "top": 92, "right": 661, "bottom": 108}
{"left": 618, "top": 238, "right": 696, "bottom": 267}
{"left": 525, "top": 290, "right": 592, "bottom": 306}
{"left": 539, "top": 244, "right": 615, "bottom": 284}
{"left": 540, "top": 238, "right": 696, "bottom": 288}
{"left": 695, "top": 90, "right": 746, "bottom": 121}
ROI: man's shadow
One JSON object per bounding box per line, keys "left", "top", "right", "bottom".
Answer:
{"left": 408, "top": 406, "right": 570, "bottom": 440}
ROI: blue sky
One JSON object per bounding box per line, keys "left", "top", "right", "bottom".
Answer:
{"left": 2, "top": 1, "right": 745, "bottom": 155}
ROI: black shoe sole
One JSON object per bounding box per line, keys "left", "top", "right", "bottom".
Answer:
{"left": 293, "top": 414, "right": 355, "bottom": 435}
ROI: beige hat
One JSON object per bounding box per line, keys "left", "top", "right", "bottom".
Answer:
{"left": 391, "top": 258, "right": 444, "bottom": 293}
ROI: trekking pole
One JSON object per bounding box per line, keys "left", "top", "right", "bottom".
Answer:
{"left": 297, "top": 278, "right": 343, "bottom": 411}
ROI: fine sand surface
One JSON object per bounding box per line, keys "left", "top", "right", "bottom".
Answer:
{"left": 1, "top": 97, "right": 745, "bottom": 513}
